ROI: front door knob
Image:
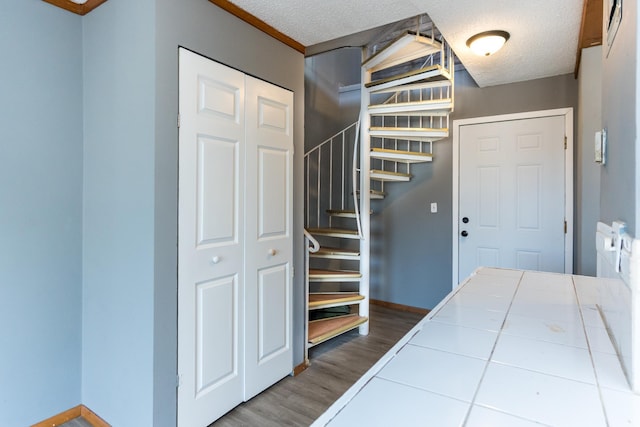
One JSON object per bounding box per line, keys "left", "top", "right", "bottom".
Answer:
{"left": 461, "top": 230, "right": 469, "bottom": 237}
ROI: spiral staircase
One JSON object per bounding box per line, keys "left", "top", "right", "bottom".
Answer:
{"left": 304, "top": 20, "right": 455, "bottom": 361}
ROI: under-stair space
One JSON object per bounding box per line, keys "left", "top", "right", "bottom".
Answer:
{"left": 304, "top": 15, "right": 454, "bottom": 362}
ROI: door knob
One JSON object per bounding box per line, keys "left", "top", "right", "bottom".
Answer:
{"left": 462, "top": 217, "right": 469, "bottom": 223}
{"left": 268, "top": 248, "right": 277, "bottom": 256}
{"left": 461, "top": 230, "right": 469, "bottom": 237}
{"left": 211, "top": 255, "right": 221, "bottom": 264}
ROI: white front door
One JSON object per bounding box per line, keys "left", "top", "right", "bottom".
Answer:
{"left": 457, "top": 114, "right": 569, "bottom": 282}
{"left": 178, "top": 49, "right": 246, "bottom": 426}
{"left": 243, "top": 76, "right": 294, "bottom": 400}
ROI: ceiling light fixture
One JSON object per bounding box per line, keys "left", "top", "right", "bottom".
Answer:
{"left": 466, "top": 30, "right": 510, "bottom": 56}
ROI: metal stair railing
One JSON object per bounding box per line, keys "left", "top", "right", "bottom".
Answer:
{"left": 304, "top": 121, "right": 363, "bottom": 238}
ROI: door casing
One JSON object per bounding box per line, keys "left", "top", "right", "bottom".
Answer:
{"left": 452, "top": 108, "right": 574, "bottom": 288}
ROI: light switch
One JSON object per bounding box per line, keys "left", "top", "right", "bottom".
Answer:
{"left": 430, "top": 202, "right": 438, "bottom": 213}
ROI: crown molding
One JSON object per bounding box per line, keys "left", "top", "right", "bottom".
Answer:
{"left": 209, "top": 0, "right": 305, "bottom": 54}
{"left": 574, "top": 0, "right": 603, "bottom": 77}
{"left": 42, "top": 0, "right": 108, "bottom": 16}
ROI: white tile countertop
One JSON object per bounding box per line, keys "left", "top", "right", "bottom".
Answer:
{"left": 312, "top": 268, "right": 640, "bottom": 427}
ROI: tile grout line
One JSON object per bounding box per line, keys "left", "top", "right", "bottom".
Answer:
{"left": 459, "top": 270, "right": 525, "bottom": 426}
{"left": 313, "top": 286, "right": 462, "bottom": 426}
{"left": 371, "top": 375, "right": 472, "bottom": 403}
{"left": 573, "top": 275, "right": 611, "bottom": 427}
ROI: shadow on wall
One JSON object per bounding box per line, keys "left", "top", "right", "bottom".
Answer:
{"left": 304, "top": 48, "right": 362, "bottom": 152}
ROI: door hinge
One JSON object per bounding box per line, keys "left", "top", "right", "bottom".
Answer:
{"left": 291, "top": 266, "right": 295, "bottom": 278}
{"left": 564, "top": 220, "right": 567, "bottom": 234}
{"left": 176, "top": 374, "right": 181, "bottom": 388}
{"left": 177, "top": 114, "right": 181, "bottom": 128}
{"left": 564, "top": 136, "right": 567, "bottom": 149}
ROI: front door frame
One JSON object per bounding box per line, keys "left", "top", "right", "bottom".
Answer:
{"left": 452, "top": 108, "right": 574, "bottom": 288}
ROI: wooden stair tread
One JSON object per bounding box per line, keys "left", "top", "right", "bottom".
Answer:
{"left": 372, "top": 147, "right": 432, "bottom": 156}
{"left": 306, "top": 227, "right": 361, "bottom": 239}
{"left": 369, "top": 79, "right": 451, "bottom": 95}
{"left": 326, "top": 209, "right": 358, "bottom": 218}
{"left": 370, "top": 169, "right": 412, "bottom": 180}
{"left": 371, "top": 169, "right": 411, "bottom": 175}
{"left": 326, "top": 209, "right": 373, "bottom": 217}
{"left": 369, "top": 126, "right": 448, "bottom": 141}
{"left": 368, "top": 99, "right": 453, "bottom": 116}
{"left": 309, "top": 269, "right": 361, "bottom": 278}
{"left": 370, "top": 126, "right": 448, "bottom": 133}
{"left": 309, "top": 246, "right": 360, "bottom": 259}
{"left": 362, "top": 32, "right": 442, "bottom": 73}
{"left": 309, "top": 293, "right": 365, "bottom": 308}
{"left": 370, "top": 148, "right": 433, "bottom": 164}
{"left": 308, "top": 314, "right": 368, "bottom": 345}
{"left": 356, "top": 189, "right": 386, "bottom": 200}
{"left": 366, "top": 65, "right": 450, "bottom": 92}
{"left": 370, "top": 98, "right": 452, "bottom": 108}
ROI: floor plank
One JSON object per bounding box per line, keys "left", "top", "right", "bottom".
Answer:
{"left": 211, "top": 304, "right": 425, "bottom": 427}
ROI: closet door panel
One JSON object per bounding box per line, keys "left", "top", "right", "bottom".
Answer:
{"left": 178, "top": 48, "right": 245, "bottom": 427}
{"left": 257, "top": 264, "right": 289, "bottom": 358}
{"left": 197, "top": 136, "right": 239, "bottom": 245}
{"left": 259, "top": 148, "right": 288, "bottom": 237}
{"left": 244, "top": 75, "right": 294, "bottom": 400}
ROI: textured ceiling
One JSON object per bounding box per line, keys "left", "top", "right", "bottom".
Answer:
{"left": 227, "top": 0, "right": 584, "bottom": 87}
{"left": 424, "top": 0, "right": 583, "bottom": 87}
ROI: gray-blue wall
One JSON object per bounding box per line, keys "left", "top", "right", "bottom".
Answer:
{"left": 0, "top": 2, "right": 83, "bottom": 425}
{"left": 600, "top": 1, "right": 638, "bottom": 235}
{"left": 305, "top": 47, "right": 361, "bottom": 151}
{"left": 577, "top": 46, "right": 602, "bottom": 277}
{"left": 82, "top": 1, "right": 157, "bottom": 425}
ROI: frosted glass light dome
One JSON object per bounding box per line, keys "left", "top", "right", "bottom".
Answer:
{"left": 466, "top": 31, "right": 510, "bottom": 56}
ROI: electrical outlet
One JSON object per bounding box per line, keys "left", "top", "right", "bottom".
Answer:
{"left": 430, "top": 202, "right": 437, "bottom": 213}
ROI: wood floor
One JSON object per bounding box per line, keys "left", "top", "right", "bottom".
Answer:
{"left": 211, "top": 304, "right": 426, "bottom": 427}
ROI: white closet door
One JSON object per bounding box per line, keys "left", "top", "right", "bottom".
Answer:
{"left": 177, "top": 48, "right": 246, "bottom": 427}
{"left": 243, "top": 76, "right": 294, "bottom": 400}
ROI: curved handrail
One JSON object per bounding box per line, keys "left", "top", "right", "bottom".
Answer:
{"left": 303, "top": 229, "right": 320, "bottom": 253}
{"left": 352, "top": 117, "right": 363, "bottom": 239}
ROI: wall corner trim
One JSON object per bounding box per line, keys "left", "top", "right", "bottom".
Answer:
{"left": 32, "top": 404, "right": 110, "bottom": 427}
